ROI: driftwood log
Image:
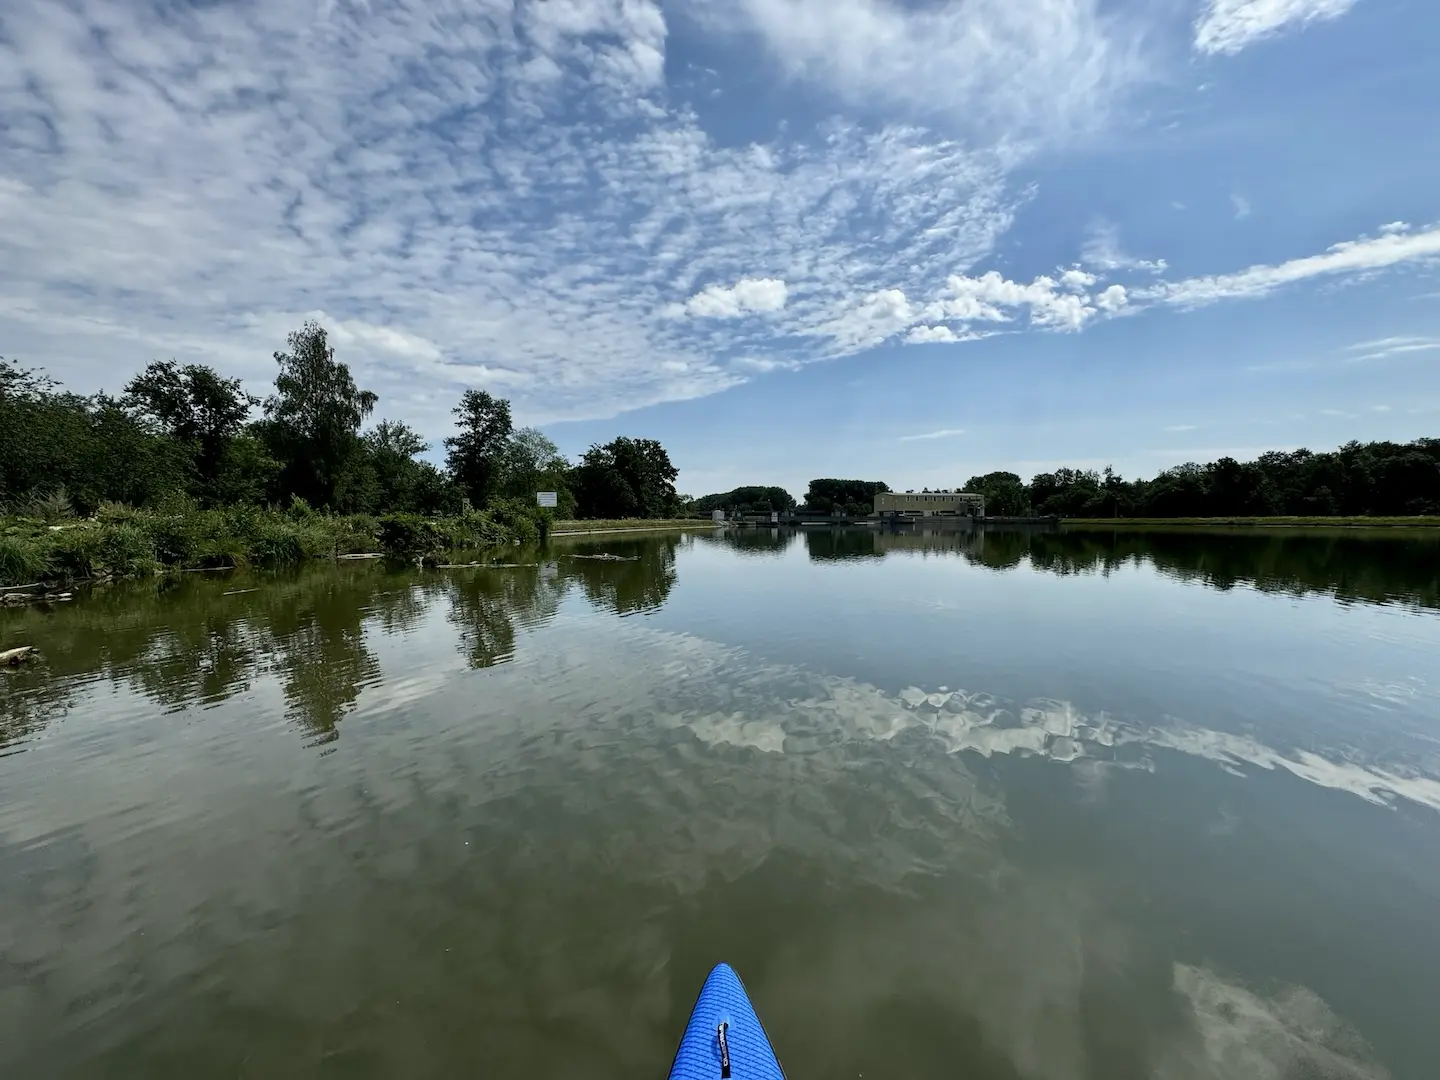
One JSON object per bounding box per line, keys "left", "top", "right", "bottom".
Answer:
{"left": 1, "top": 646, "right": 39, "bottom": 666}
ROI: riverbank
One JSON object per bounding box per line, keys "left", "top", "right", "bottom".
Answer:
{"left": 551, "top": 518, "right": 716, "bottom": 536}
{"left": 1061, "top": 516, "right": 1440, "bottom": 528}
{"left": 0, "top": 502, "right": 547, "bottom": 589}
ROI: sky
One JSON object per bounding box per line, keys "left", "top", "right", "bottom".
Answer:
{"left": 2, "top": 0, "right": 1438, "bottom": 499}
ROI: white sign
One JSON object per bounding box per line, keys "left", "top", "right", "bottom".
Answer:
{"left": 536, "top": 491, "right": 558, "bottom": 508}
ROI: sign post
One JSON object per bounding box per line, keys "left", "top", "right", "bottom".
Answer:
{"left": 536, "top": 491, "right": 558, "bottom": 509}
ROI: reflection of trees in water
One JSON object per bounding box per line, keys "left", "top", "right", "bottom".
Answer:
{"left": 991, "top": 528, "right": 1440, "bottom": 609}
{"left": 266, "top": 576, "right": 383, "bottom": 742}
{"left": 803, "top": 529, "right": 883, "bottom": 561}
{"left": 711, "top": 529, "right": 798, "bottom": 557}
{"left": 445, "top": 564, "right": 563, "bottom": 670}
{"left": 557, "top": 536, "right": 679, "bottom": 615}
{"left": 874, "top": 528, "right": 986, "bottom": 560}
{"left": 0, "top": 665, "right": 74, "bottom": 753}
{"left": 0, "top": 564, "right": 439, "bottom": 749}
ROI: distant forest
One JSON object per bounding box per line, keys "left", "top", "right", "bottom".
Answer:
{"left": 693, "top": 439, "right": 1440, "bottom": 519}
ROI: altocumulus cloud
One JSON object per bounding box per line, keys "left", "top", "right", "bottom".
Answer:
{"left": 0, "top": 0, "right": 1421, "bottom": 438}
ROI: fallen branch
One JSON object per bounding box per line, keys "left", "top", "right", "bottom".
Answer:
{"left": 1, "top": 646, "right": 39, "bottom": 666}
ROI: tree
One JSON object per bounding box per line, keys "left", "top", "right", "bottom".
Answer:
{"left": 803, "top": 479, "right": 889, "bottom": 516}
{"left": 445, "top": 389, "right": 513, "bottom": 508}
{"left": 125, "top": 360, "right": 257, "bottom": 499}
{"left": 358, "top": 420, "right": 461, "bottom": 514}
{"left": 963, "top": 472, "right": 1029, "bottom": 517}
{"left": 571, "top": 437, "right": 680, "bottom": 519}
{"left": 691, "top": 486, "right": 797, "bottom": 515}
{"left": 262, "top": 322, "right": 377, "bottom": 508}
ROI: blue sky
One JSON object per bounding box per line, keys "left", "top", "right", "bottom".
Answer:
{"left": 2, "top": 0, "right": 1437, "bottom": 499}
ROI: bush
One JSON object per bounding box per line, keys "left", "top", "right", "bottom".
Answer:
{"left": 28, "top": 487, "right": 76, "bottom": 525}
{"left": 488, "top": 498, "right": 542, "bottom": 545}
{"left": 378, "top": 513, "right": 442, "bottom": 561}
{"left": 48, "top": 527, "right": 104, "bottom": 579}
{"left": 0, "top": 535, "right": 51, "bottom": 585}
{"left": 96, "top": 522, "right": 159, "bottom": 577}
{"left": 145, "top": 513, "right": 202, "bottom": 565}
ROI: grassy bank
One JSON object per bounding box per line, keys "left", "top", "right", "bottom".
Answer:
{"left": 1060, "top": 516, "right": 1440, "bottom": 528}
{"left": 0, "top": 500, "right": 550, "bottom": 588}
{"left": 551, "top": 518, "right": 716, "bottom": 535}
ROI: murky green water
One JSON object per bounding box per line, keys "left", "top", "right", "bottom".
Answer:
{"left": 3, "top": 525, "right": 1440, "bottom": 1079}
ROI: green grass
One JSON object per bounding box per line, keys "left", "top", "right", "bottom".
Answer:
{"left": 1060, "top": 516, "right": 1440, "bottom": 528}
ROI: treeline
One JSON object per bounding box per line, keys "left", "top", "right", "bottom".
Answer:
{"left": 692, "top": 479, "right": 889, "bottom": 517}
{"left": 0, "top": 321, "right": 683, "bottom": 521}
{"left": 962, "top": 439, "right": 1440, "bottom": 519}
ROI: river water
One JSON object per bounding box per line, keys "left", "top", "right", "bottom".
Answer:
{"left": 3, "top": 525, "right": 1439, "bottom": 1079}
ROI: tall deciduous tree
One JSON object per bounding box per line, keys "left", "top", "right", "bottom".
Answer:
{"left": 445, "top": 389, "right": 513, "bottom": 508}
{"left": 571, "top": 437, "right": 679, "bottom": 519}
{"left": 261, "top": 322, "right": 377, "bottom": 508}
{"left": 963, "top": 471, "right": 1029, "bottom": 516}
{"left": 124, "top": 360, "right": 257, "bottom": 499}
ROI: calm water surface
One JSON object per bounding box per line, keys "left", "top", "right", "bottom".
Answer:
{"left": 3, "top": 526, "right": 1440, "bottom": 1079}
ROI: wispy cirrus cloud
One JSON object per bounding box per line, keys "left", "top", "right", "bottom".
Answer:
{"left": 1137, "top": 222, "right": 1440, "bottom": 309}
{"left": 1344, "top": 336, "right": 1440, "bottom": 361}
{"left": 898, "top": 428, "right": 966, "bottom": 442}
{"left": 1194, "top": 0, "right": 1362, "bottom": 56}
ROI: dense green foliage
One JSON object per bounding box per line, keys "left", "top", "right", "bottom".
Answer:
{"left": 961, "top": 440, "right": 1440, "bottom": 518}
{"left": 570, "top": 437, "right": 682, "bottom": 519}
{"left": 2, "top": 322, "right": 685, "bottom": 578}
{"left": 691, "top": 486, "right": 797, "bottom": 515}
{"left": 445, "top": 389, "right": 513, "bottom": 509}
{"left": 801, "top": 479, "right": 890, "bottom": 516}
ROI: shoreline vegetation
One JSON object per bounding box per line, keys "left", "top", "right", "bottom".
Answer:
{"left": 5, "top": 319, "right": 1439, "bottom": 591}
{"left": 2, "top": 320, "right": 699, "bottom": 589}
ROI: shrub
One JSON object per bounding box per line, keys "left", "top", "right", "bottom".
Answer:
{"left": 0, "top": 535, "right": 50, "bottom": 585}
{"left": 28, "top": 487, "right": 76, "bottom": 525}
{"left": 48, "top": 527, "right": 104, "bottom": 579}
{"left": 96, "top": 522, "right": 159, "bottom": 577}
{"left": 95, "top": 500, "right": 144, "bottom": 525}
{"left": 488, "top": 498, "right": 541, "bottom": 545}
{"left": 145, "top": 513, "right": 202, "bottom": 565}
{"left": 378, "top": 513, "right": 442, "bottom": 561}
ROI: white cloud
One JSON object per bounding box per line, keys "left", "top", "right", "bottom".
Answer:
{"left": 730, "top": 355, "right": 801, "bottom": 373}
{"left": 1232, "top": 194, "right": 1252, "bottom": 220}
{"left": 1344, "top": 335, "right": 1440, "bottom": 361}
{"left": 1194, "top": 0, "right": 1361, "bottom": 56}
{"left": 1164, "top": 423, "right": 1200, "bottom": 432}
{"left": 699, "top": 0, "right": 1148, "bottom": 140}
{"left": 930, "top": 271, "right": 1097, "bottom": 332}
{"left": 1095, "top": 284, "right": 1129, "bottom": 313}
{"left": 1081, "top": 221, "right": 1168, "bottom": 274}
{"left": 1, "top": 0, "right": 1434, "bottom": 440}
{"left": 905, "top": 325, "right": 961, "bottom": 344}
{"left": 898, "top": 428, "right": 966, "bottom": 442}
{"left": 0, "top": 0, "right": 1020, "bottom": 431}
{"left": 685, "top": 277, "right": 789, "bottom": 318}
{"left": 1139, "top": 223, "right": 1440, "bottom": 308}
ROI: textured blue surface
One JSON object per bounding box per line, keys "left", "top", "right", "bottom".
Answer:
{"left": 667, "top": 964, "right": 785, "bottom": 1080}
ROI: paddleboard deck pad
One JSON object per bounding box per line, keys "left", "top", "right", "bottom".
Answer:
{"left": 667, "top": 964, "right": 785, "bottom": 1080}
